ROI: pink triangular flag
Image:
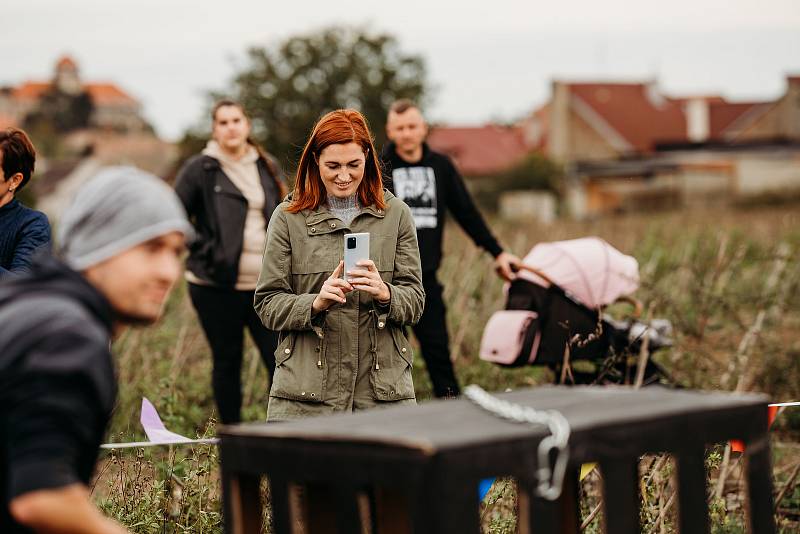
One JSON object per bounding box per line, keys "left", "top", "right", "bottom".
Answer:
{"left": 140, "top": 397, "right": 192, "bottom": 444}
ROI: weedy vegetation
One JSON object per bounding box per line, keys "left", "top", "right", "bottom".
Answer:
{"left": 94, "top": 205, "right": 800, "bottom": 533}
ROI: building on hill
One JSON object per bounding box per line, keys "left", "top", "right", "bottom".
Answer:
{"left": 0, "top": 55, "right": 149, "bottom": 133}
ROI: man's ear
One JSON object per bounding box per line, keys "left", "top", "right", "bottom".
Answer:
{"left": 385, "top": 114, "right": 394, "bottom": 140}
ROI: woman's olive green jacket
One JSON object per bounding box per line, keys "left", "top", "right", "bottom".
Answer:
{"left": 254, "top": 191, "right": 425, "bottom": 420}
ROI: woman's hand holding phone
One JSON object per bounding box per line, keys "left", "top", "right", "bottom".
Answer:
{"left": 312, "top": 261, "right": 353, "bottom": 313}
{"left": 348, "top": 260, "right": 390, "bottom": 304}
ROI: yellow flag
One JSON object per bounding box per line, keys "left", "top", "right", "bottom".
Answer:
{"left": 580, "top": 463, "right": 597, "bottom": 481}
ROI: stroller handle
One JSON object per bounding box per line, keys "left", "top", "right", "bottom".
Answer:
{"left": 516, "top": 263, "right": 643, "bottom": 318}
{"left": 516, "top": 263, "right": 556, "bottom": 286}
{"left": 614, "top": 295, "right": 644, "bottom": 318}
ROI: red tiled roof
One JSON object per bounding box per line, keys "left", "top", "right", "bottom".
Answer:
{"left": 11, "top": 81, "right": 136, "bottom": 105}
{"left": 85, "top": 83, "right": 137, "bottom": 105}
{"left": 707, "top": 101, "right": 767, "bottom": 137}
{"left": 427, "top": 125, "right": 531, "bottom": 177}
{"left": 567, "top": 83, "right": 687, "bottom": 152}
{"left": 13, "top": 82, "right": 51, "bottom": 101}
{"left": 565, "top": 83, "right": 767, "bottom": 150}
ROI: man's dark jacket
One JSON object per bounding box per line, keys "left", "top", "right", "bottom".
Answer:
{"left": 0, "top": 256, "right": 116, "bottom": 534}
{"left": 0, "top": 199, "right": 51, "bottom": 279}
{"left": 174, "top": 154, "right": 283, "bottom": 287}
{"left": 381, "top": 142, "right": 502, "bottom": 276}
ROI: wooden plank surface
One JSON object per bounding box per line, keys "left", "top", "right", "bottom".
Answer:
{"left": 218, "top": 387, "right": 772, "bottom": 534}
{"left": 220, "top": 387, "right": 767, "bottom": 460}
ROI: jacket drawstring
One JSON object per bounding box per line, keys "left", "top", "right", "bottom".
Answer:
{"left": 312, "top": 325, "right": 325, "bottom": 368}
{"left": 369, "top": 310, "right": 379, "bottom": 370}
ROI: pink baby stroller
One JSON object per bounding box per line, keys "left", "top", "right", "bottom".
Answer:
{"left": 479, "top": 237, "right": 673, "bottom": 385}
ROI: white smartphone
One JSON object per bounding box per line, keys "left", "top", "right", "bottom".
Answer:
{"left": 343, "top": 232, "right": 370, "bottom": 279}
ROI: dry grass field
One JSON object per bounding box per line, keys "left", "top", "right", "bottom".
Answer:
{"left": 95, "top": 204, "right": 800, "bottom": 533}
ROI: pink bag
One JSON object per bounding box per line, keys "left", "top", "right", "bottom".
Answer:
{"left": 479, "top": 310, "right": 541, "bottom": 367}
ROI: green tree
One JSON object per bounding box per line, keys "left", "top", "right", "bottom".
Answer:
{"left": 492, "top": 153, "right": 561, "bottom": 193}
{"left": 214, "top": 27, "right": 428, "bottom": 174}
{"left": 471, "top": 153, "right": 563, "bottom": 212}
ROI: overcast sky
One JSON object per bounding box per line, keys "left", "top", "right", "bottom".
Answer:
{"left": 3, "top": 0, "right": 799, "bottom": 140}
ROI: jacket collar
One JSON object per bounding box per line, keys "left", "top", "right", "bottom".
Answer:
{"left": 201, "top": 154, "right": 274, "bottom": 201}
{"left": 0, "top": 198, "right": 20, "bottom": 217}
{"left": 301, "top": 190, "right": 394, "bottom": 236}
{"left": 304, "top": 190, "right": 394, "bottom": 226}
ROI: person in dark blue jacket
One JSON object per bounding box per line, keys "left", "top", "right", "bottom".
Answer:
{"left": 0, "top": 128, "right": 50, "bottom": 279}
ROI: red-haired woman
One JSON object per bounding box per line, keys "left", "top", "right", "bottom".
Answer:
{"left": 255, "top": 109, "right": 424, "bottom": 421}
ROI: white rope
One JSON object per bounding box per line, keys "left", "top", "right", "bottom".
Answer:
{"left": 100, "top": 438, "right": 218, "bottom": 450}
{"left": 463, "top": 385, "right": 571, "bottom": 501}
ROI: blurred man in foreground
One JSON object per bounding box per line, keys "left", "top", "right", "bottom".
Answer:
{"left": 0, "top": 167, "right": 192, "bottom": 534}
{"left": 381, "top": 99, "right": 521, "bottom": 398}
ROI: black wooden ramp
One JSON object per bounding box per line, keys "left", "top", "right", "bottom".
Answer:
{"left": 219, "top": 386, "right": 774, "bottom": 534}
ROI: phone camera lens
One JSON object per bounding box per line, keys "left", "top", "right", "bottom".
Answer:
{"left": 347, "top": 237, "right": 356, "bottom": 249}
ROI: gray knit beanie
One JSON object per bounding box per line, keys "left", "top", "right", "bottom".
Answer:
{"left": 58, "top": 166, "right": 193, "bottom": 270}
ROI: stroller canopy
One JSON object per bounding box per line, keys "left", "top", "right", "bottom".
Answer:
{"left": 518, "top": 237, "right": 639, "bottom": 309}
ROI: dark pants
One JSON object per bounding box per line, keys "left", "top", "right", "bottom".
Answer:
{"left": 188, "top": 283, "right": 277, "bottom": 424}
{"left": 412, "top": 275, "right": 461, "bottom": 398}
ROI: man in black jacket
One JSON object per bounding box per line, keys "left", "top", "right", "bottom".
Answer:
{"left": 381, "top": 100, "right": 520, "bottom": 398}
{"left": 0, "top": 167, "right": 191, "bottom": 534}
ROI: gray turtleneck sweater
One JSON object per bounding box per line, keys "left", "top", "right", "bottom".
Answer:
{"left": 327, "top": 194, "right": 360, "bottom": 226}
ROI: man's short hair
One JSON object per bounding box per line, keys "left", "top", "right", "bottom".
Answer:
{"left": 0, "top": 128, "right": 36, "bottom": 191}
{"left": 389, "top": 99, "right": 420, "bottom": 115}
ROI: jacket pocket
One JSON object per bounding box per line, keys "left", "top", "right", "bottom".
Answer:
{"left": 373, "top": 233, "right": 397, "bottom": 278}
{"left": 270, "top": 331, "right": 326, "bottom": 403}
{"left": 291, "top": 235, "right": 340, "bottom": 275}
{"left": 371, "top": 322, "right": 415, "bottom": 401}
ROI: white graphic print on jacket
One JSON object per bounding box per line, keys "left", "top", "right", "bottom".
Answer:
{"left": 391, "top": 166, "right": 437, "bottom": 229}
